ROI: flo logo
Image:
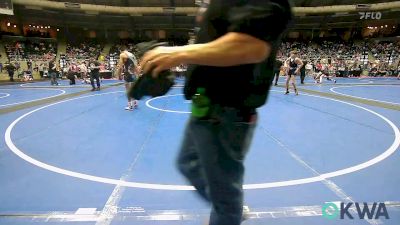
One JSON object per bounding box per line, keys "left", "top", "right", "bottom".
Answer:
{"left": 322, "top": 202, "right": 390, "bottom": 220}
{"left": 359, "top": 12, "right": 382, "bottom": 20}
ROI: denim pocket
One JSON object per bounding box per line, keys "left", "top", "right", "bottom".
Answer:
{"left": 221, "top": 119, "right": 257, "bottom": 162}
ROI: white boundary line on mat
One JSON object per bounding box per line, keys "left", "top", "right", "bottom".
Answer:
{"left": 330, "top": 85, "right": 400, "bottom": 105}
{"left": 4, "top": 91, "right": 400, "bottom": 190}
{"left": 0, "top": 92, "right": 11, "bottom": 99}
{"left": 0, "top": 88, "right": 65, "bottom": 107}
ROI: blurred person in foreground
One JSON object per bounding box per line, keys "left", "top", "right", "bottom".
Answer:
{"left": 140, "top": 0, "right": 293, "bottom": 224}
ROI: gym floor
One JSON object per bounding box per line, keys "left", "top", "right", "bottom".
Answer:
{"left": 0, "top": 77, "right": 399, "bottom": 225}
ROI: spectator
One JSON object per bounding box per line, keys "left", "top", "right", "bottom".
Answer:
{"left": 66, "top": 41, "right": 104, "bottom": 62}
{"left": 27, "top": 60, "right": 32, "bottom": 72}
{"left": 5, "top": 62, "right": 16, "bottom": 82}
{"left": 38, "top": 62, "right": 45, "bottom": 78}
{"left": 48, "top": 59, "right": 58, "bottom": 85}
{"left": 89, "top": 59, "right": 101, "bottom": 91}
{"left": 79, "top": 62, "right": 88, "bottom": 80}
{"left": 67, "top": 62, "right": 79, "bottom": 85}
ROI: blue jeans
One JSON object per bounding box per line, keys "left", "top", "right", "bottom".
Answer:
{"left": 90, "top": 72, "right": 100, "bottom": 88}
{"left": 177, "top": 105, "right": 257, "bottom": 225}
{"left": 50, "top": 72, "right": 58, "bottom": 85}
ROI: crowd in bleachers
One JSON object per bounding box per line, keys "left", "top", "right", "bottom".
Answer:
{"left": 65, "top": 42, "right": 104, "bottom": 61}
{"left": 4, "top": 40, "right": 57, "bottom": 62}
{"left": 1, "top": 39, "right": 108, "bottom": 82}
{"left": 57, "top": 41, "right": 106, "bottom": 78}
{"left": 2, "top": 37, "right": 399, "bottom": 82}
{"left": 278, "top": 40, "right": 400, "bottom": 77}
{"left": 1, "top": 39, "right": 57, "bottom": 81}
{"left": 109, "top": 43, "right": 136, "bottom": 56}
{"left": 370, "top": 42, "right": 400, "bottom": 63}
{"left": 107, "top": 40, "right": 139, "bottom": 70}
{"left": 103, "top": 39, "right": 400, "bottom": 77}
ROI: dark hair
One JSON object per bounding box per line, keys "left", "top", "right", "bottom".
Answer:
{"left": 120, "top": 45, "right": 128, "bottom": 51}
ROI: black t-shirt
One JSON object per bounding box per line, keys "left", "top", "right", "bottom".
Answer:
{"left": 123, "top": 52, "right": 139, "bottom": 82}
{"left": 184, "top": 0, "right": 292, "bottom": 108}
{"left": 274, "top": 60, "right": 283, "bottom": 72}
{"left": 90, "top": 61, "right": 101, "bottom": 74}
{"left": 5, "top": 64, "right": 16, "bottom": 72}
{"left": 301, "top": 60, "right": 307, "bottom": 72}
{"left": 123, "top": 58, "right": 135, "bottom": 76}
{"left": 48, "top": 62, "right": 56, "bottom": 73}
